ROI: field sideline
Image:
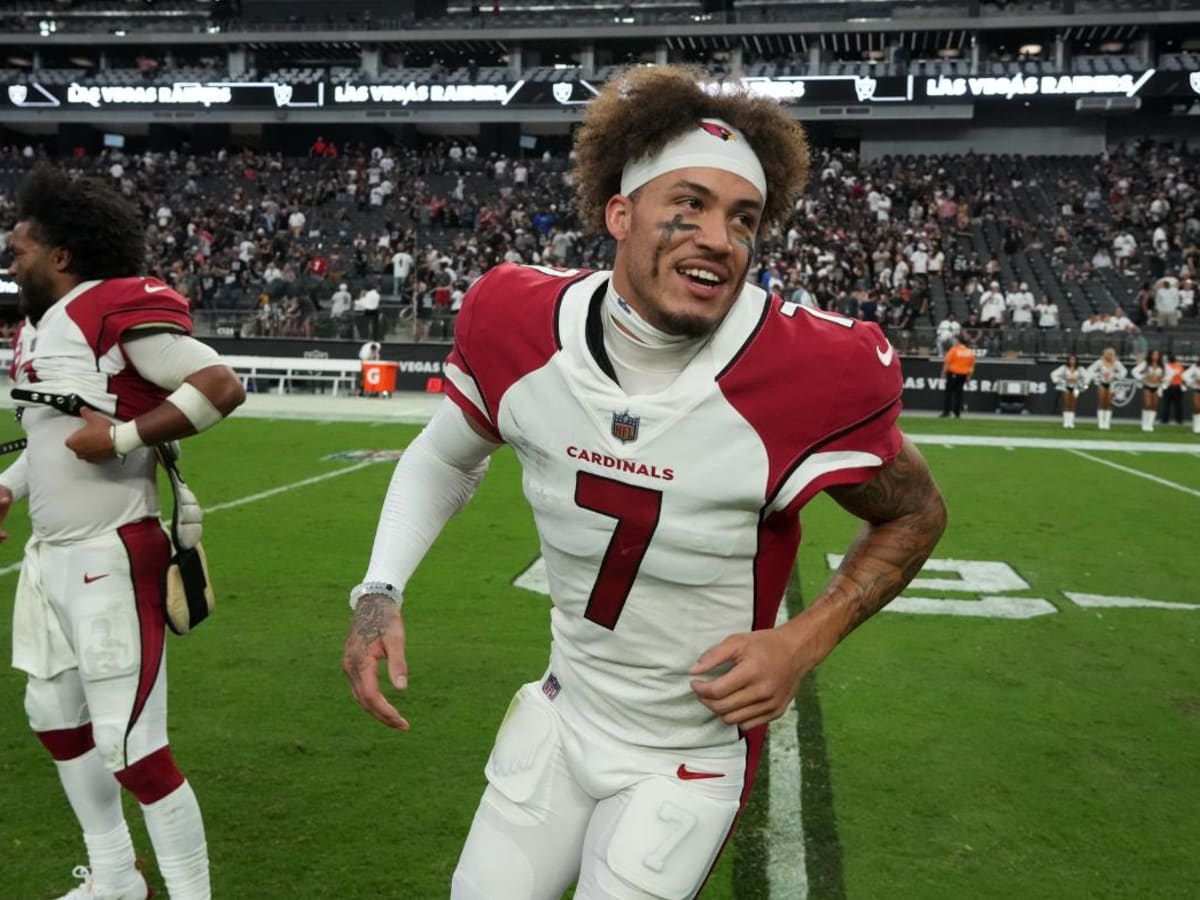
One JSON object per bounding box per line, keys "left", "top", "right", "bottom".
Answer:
{"left": 0, "top": 398, "right": 1197, "bottom": 899}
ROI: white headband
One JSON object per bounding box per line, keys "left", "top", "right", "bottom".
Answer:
{"left": 619, "top": 118, "right": 767, "bottom": 202}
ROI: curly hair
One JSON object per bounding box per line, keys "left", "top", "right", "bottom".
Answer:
{"left": 572, "top": 65, "right": 810, "bottom": 235}
{"left": 16, "top": 166, "right": 146, "bottom": 279}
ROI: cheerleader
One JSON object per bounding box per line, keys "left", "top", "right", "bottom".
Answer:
{"left": 1183, "top": 356, "right": 1200, "bottom": 435}
{"left": 1130, "top": 348, "right": 1166, "bottom": 432}
{"left": 1086, "top": 347, "right": 1128, "bottom": 430}
{"left": 1049, "top": 352, "right": 1088, "bottom": 429}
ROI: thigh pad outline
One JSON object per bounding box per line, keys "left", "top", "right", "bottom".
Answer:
{"left": 605, "top": 777, "right": 738, "bottom": 900}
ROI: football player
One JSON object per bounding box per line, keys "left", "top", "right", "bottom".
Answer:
{"left": 0, "top": 167, "right": 245, "bottom": 899}
{"left": 343, "top": 65, "right": 947, "bottom": 900}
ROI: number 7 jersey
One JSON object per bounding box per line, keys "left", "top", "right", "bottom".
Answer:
{"left": 445, "top": 263, "right": 903, "bottom": 750}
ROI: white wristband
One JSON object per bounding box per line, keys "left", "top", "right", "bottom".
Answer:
{"left": 167, "top": 382, "right": 224, "bottom": 433}
{"left": 349, "top": 581, "right": 403, "bottom": 611}
{"left": 111, "top": 420, "right": 145, "bottom": 456}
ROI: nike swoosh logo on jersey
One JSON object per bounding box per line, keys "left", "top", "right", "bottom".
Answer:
{"left": 144, "top": 284, "right": 169, "bottom": 293}
{"left": 876, "top": 343, "right": 894, "bottom": 366}
{"left": 677, "top": 764, "right": 724, "bottom": 781}
{"left": 83, "top": 573, "right": 109, "bottom": 585}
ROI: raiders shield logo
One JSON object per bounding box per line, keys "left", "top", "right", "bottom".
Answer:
{"left": 611, "top": 410, "right": 639, "bottom": 443}
{"left": 1111, "top": 377, "right": 1138, "bottom": 408}
{"left": 552, "top": 82, "right": 574, "bottom": 104}
{"left": 853, "top": 76, "right": 878, "bottom": 102}
{"left": 1191, "top": 72, "right": 1200, "bottom": 96}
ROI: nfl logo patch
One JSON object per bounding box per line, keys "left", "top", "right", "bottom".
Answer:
{"left": 541, "top": 673, "right": 561, "bottom": 700}
{"left": 611, "top": 410, "right": 639, "bottom": 444}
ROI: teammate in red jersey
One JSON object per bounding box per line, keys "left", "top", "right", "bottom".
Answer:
{"left": 343, "top": 65, "right": 947, "bottom": 899}
{"left": 0, "top": 167, "right": 245, "bottom": 900}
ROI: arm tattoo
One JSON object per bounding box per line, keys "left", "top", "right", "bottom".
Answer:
{"left": 352, "top": 595, "right": 396, "bottom": 644}
{"left": 822, "top": 438, "right": 948, "bottom": 637}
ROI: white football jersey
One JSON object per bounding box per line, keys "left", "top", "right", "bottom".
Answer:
{"left": 11, "top": 277, "right": 192, "bottom": 542}
{"left": 445, "top": 264, "right": 903, "bottom": 751}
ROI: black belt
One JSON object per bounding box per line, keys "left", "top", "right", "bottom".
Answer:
{"left": 3, "top": 388, "right": 102, "bottom": 455}
{"left": 5, "top": 386, "right": 193, "bottom": 546}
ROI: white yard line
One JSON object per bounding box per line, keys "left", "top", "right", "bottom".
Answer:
{"left": 909, "top": 434, "right": 1200, "bottom": 454}
{"left": 0, "top": 462, "right": 376, "bottom": 577}
{"left": 206, "top": 461, "right": 374, "bottom": 512}
{"left": 768, "top": 603, "right": 808, "bottom": 899}
{"left": 1068, "top": 450, "right": 1200, "bottom": 499}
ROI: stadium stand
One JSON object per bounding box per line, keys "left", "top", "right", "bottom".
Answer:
{"left": 0, "top": 0, "right": 1196, "bottom": 369}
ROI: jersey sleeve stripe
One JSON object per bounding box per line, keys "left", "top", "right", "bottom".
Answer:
{"left": 444, "top": 361, "right": 501, "bottom": 441}
{"left": 122, "top": 323, "right": 189, "bottom": 337}
{"left": 764, "top": 393, "right": 902, "bottom": 509}
{"left": 767, "top": 450, "right": 885, "bottom": 514}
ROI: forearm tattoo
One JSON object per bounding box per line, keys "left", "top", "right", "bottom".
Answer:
{"left": 352, "top": 596, "right": 395, "bottom": 644}
{"left": 824, "top": 440, "right": 948, "bottom": 636}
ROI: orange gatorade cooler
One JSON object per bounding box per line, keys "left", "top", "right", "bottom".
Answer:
{"left": 361, "top": 360, "right": 398, "bottom": 394}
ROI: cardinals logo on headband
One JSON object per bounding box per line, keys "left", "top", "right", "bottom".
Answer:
{"left": 699, "top": 121, "right": 736, "bottom": 142}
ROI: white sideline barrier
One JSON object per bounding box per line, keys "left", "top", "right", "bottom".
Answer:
{"left": 222, "top": 354, "right": 362, "bottom": 396}
{"left": 0, "top": 348, "right": 362, "bottom": 397}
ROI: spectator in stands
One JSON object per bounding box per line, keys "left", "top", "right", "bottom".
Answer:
{"left": 1006, "top": 281, "right": 1035, "bottom": 328}
{"left": 1112, "top": 228, "right": 1137, "bottom": 265}
{"left": 1132, "top": 348, "right": 1166, "bottom": 432}
{"left": 1035, "top": 294, "right": 1059, "bottom": 330}
{"left": 1161, "top": 353, "right": 1186, "bottom": 426}
{"left": 1181, "top": 275, "right": 1196, "bottom": 318}
{"left": 329, "top": 281, "right": 352, "bottom": 314}
{"left": 1153, "top": 276, "right": 1182, "bottom": 327}
{"left": 940, "top": 334, "right": 975, "bottom": 418}
{"left": 1109, "top": 307, "right": 1137, "bottom": 334}
{"left": 1050, "top": 352, "right": 1087, "bottom": 429}
{"left": 936, "top": 311, "right": 960, "bottom": 356}
{"left": 287, "top": 208, "right": 306, "bottom": 238}
{"left": 1131, "top": 281, "right": 1156, "bottom": 327}
{"left": 960, "top": 310, "right": 984, "bottom": 349}
{"left": 391, "top": 244, "right": 414, "bottom": 298}
{"left": 979, "top": 282, "right": 1007, "bottom": 329}
{"left": 1086, "top": 347, "right": 1127, "bottom": 430}
{"left": 979, "top": 283, "right": 1008, "bottom": 326}
{"left": 353, "top": 282, "right": 382, "bottom": 341}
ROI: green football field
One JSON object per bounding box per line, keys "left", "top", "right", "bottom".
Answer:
{"left": 0, "top": 409, "right": 1197, "bottom": 899}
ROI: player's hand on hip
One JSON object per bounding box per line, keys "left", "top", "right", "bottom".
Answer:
{"left": 65, "top": 408, "right": 117, "bottom": 462}
{"left": 688, "top": 627, "right": 811, "bottom": 731}
{"left": 342, "top": 595, "right": 410, "bottom": 730}
{"left": 0, "top": 485, "right": 12, "bottom": 542}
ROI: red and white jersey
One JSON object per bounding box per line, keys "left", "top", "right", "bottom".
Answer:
{"left": 13, "top": 277, "right": 192, "bottom": 542}
{"left": 445, "top": 264, "right": 903, "bottom": 750}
